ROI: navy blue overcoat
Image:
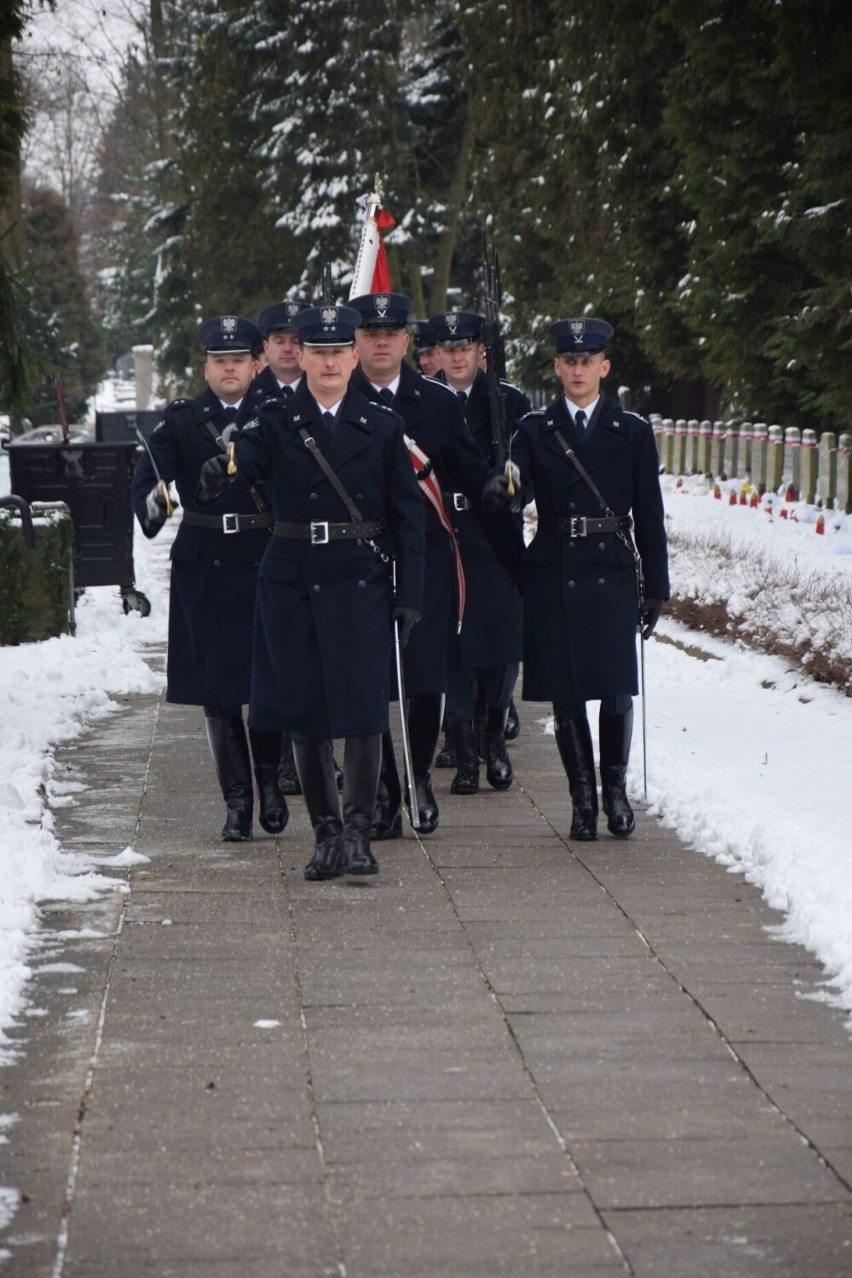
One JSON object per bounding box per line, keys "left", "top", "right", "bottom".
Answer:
{"left": 350, "top": 362, "right": 521, "bottom": 697}
{"left": 449, "top": 370, "right": 529, "bottom": 666}
{"left": 512, "top": 394, "right": 669, "bottom": 704}
{"left": 131, "top": 387, "right": 270, "bottom": 707}
{"left": 227, "top": 383, "right": 425, "bottom": 741}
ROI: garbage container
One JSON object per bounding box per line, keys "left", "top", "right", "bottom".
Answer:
{"left": 95, "top": 409, "right": 162, "bottom": 444}
{"left": 5, "top": 438, "right": 151, "bottom": 616}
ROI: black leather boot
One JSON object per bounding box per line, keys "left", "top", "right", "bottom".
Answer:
{"left": 505, "top": 698, "right": 520, "bottom": 740}
{"left": 279, "top": 730, "right": 301, "bottom": 796}
{"left": 599, "top": 706, "right": 636, "bottom": 837}
{"left": 553, "top": 715, "right": 598, "bottom": 841}
{"left": 484, "top": 706, "right": 513, "bottom": 790}
{"left": 293, "top": 740, "right": 344, "bottom": 880}
{"left": 450, "top": 722, "right": 480, "bottom": 795}
{"left": 342, "top": 733, "right": 382, "bottom": 875}
{"left": 205, "top": 715, "right": 253, "bottom": 842}
{"left": 248, "top": 728, "right": 289, "bottom": 834}
{"left": 408, "top": 693, "right": 441, "bottom": 833}
{"left": 435, "top": 724, "right": 456, "bottom": 768}
{"left": 371, "top": 730, "right": 403, "bottom": 840}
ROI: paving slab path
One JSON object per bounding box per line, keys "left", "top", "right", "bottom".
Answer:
{"left": 2, "top": 664, "right": 852, "bottom": 1276}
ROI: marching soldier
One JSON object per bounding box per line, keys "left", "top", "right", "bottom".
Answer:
{"left": 428, "top": 309, "right": 530, "bottom": 794}
{"left": 131, "top": 316, "right": 288, "bottom": 843}
{"left": 348, "top": 291, "right": 522, "bottom": 836}
{"left": 249, "top": 298, "right": 311, "bottom": 795}
{"left": 484, "top": 317, "right": 668, "bottom": 840}
{"left": 198, "top": 304, "right": 425, "bottom": 881}
{"left": 250, "top": 298, "right": 310, "bottom": 407}
{"left": 410, "top": 318, "right": 442, "bottom": 378}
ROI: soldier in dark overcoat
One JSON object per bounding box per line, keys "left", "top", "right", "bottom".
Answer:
{"left": 410, "top": 318, "right": 442, "bottom": 378}
{"left": 131, "top": 315, "right": 288, "bottom": 843}
{"left": 248, "top": 298, "right": 310, "bottom": 410}
{"left": 484, "top": 317, "right": 668, "bottom": 841}
{"left": 428, "top": 310, "right": 530, "bottom": 794}
{"left": 247, "top": 297, "right": 312, "bottom": 795}
{"left": 348, "top": 292, "right": 522, "bottom": 838}
{"left": 198, "top": 305, "right": 425, "bottom": 883}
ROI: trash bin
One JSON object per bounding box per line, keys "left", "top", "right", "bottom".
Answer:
{"left": 95, "top": 409, "right": 162, "bottom": 444}
{"left": 5, "top": 438, "right": 151, "bottom": 616}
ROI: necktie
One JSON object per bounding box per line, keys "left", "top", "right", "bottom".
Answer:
{"left": 282, "top": 384, "right": 294, "bottom": 400}
{"left": 378, "top": 387, "right": 394, "bottom": 407}
{"left": 457, "top": 391, "right": 467, "bottom": 403}
{"left": 222, "top": 405, "right": 238, "bottom": 423}
{"left": 575, "top": 409, "right": 587, "bottom": 435}
{"left": 322, "top": 410, "right": 336, "bottom": 436}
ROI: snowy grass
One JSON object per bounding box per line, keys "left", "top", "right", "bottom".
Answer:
{"left": 667, "top": 526, "right": 852, "bottom": 694}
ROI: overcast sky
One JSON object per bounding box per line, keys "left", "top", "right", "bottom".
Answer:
{"left": 17, "top": 0, "right": 143, "bottom": 101}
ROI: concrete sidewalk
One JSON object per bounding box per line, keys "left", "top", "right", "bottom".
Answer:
{"left": 2, "top": 670, "right": 852, "bottom": 1276}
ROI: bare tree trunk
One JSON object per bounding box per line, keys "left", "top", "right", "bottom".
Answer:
{"left": 0, "top": 36, "right": 25, "bottom": 269}
{"left": 150, "top": 0, "right": 172, "bottom": 160}
{"left": 429, "top": 109, "right": 475, "bottom": 313}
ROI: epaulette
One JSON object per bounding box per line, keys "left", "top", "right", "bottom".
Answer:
{"left": 164, "top": 397, "right": 195, "bottom": 428}
{"left": 499, "top": 378, "right": 526, "bottom": 395}
{"left": 372, "top": 401, "right": 397, "bottom": 415}
{"left": 243, "top": 416, "right": 260, "bottom": 431}
{"left": 519, "top": 408, "right": 545, "bottom": 423}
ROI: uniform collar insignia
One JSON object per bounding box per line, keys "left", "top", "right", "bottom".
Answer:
{"left": 360, "top": 416, "right": 368, "bottom": 424}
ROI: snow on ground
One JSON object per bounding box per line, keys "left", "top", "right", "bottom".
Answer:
{"left": 1, "top": 441, "right": 852, "bottom": 1066}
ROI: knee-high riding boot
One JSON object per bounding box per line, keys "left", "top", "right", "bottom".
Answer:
{"left": 450, "top": 722, "right": 480, "bottom": 795}
{"left": 371, "top": 730, "right": 403, "bottom": 840}
{"left": 342, "top": 733, "right": 382, "bottom": 875}
{"left": 279, "top": 729, "right": 301, "bottom": 796}
{"left": 293, "top": 740, "right": 344, "bottom": 880}
{"left": 599, "top": 706, "right": 636, "bottom": 837}
{"left": 248, "top": 727, "right": 289, "bottom": 834}
{"left": 484, "top": 705, "right": 513, "bottom": 790}
{"left": 205, "top": 715, "right": 254, "bottom": 842}
{"left": 408, "top": 693, "right": 441, "bottom": 833}
{"left": 553, "top": 716, "right": 598, "bottom": 841}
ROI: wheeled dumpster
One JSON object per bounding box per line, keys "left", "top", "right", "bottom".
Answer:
{"left": 5, "top": 438, "right": 151, "bottom": 616}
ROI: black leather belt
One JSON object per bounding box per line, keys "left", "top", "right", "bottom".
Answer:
{"left": 273, "top": 519, "right": 384, "bottom": 545}
{"left": 442, "top": 491, "right": 471, "bottom": 512}
{"left": 182, "top": 510, "right": 271, "bottom": 534}
{"left": 540, "top": 515, "right": 633, "bottom": 537}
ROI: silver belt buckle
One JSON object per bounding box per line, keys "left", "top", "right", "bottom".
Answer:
{"left": 310, "top": 521, "right": 329, "bottom": 545}
{"left": 570, "top": 516, "right": 587, "bottom": 537}
{"left": 452, "top": 492, "right": 468, "bottom": 511}
{"left": 222, "top": 513, "right": 239, "bottom": 534}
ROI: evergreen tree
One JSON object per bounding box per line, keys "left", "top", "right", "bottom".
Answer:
{"left": 255, "top": 0, "right": 403, "bottom": 297}
{"left": 661, "top": 1, "right": 808, "bottom": 422}
{"left": 762, "top": 0, "right": 852, "bottom": 429}
{"left": 23, "top": 184, "right": 104, "bottom": 424}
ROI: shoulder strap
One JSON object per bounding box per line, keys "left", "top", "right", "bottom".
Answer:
{"left": 552, "top": 427, "right": 644, "bottom": 602}
{"left": 298, "top": 426, "right": 363, "bottom": 522}
{"left": 552, "top": 428, "right": 613, "bottom": 515}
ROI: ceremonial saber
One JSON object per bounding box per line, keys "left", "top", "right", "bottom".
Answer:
{"left": 392, "top": 565, "right": 420, "bottom": 831}
{"left": 348, "top": 175, "right": 384, "bottom": 299}
{"left": 135, "top": 426, "right": 174, "bottom": 516}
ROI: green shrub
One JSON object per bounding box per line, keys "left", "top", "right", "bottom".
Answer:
{"left": 0, "top": 503, "right": 74, "bottom": 644}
